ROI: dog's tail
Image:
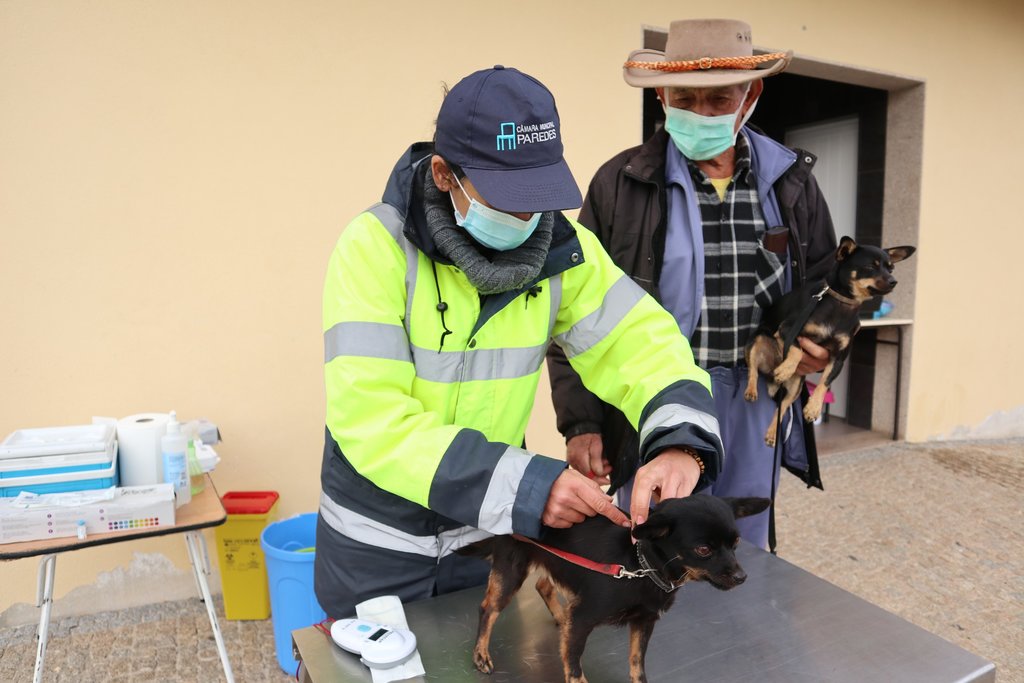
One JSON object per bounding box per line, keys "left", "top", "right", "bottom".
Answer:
{"left": 454, "top": 537, "right": 495, "bottom": 559}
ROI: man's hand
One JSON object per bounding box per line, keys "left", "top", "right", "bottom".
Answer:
{"left": 566, "top": 433, "right": 609, "bottom": 485}
{"left": 796, "top": 336, "right": 830, "bottom": 375}
{"left": 542, "top": 469, "right": 630, "bottom": 529}
{"left": 630, "top": 448, "right": 702, "bottom": 526}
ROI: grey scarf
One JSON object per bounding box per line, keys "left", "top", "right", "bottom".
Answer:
{"left": 422, "top": 169, "right": 553, "bottom": 295}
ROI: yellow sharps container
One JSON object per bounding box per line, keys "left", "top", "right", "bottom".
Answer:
{"left": 215, "top": 491, "right": 280, "bottom": 619}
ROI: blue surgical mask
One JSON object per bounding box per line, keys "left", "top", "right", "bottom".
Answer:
{"left": 663, "top": 87, "right": 756, "bottom": 161}
{"left": 450, "top": 176, "right": 541, "bottom": 251}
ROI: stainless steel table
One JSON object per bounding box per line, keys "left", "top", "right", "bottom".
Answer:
{"left": 293, "top": 542, "right": 994, "bottom": 682}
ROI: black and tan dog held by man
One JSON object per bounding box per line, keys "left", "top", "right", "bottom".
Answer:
{"left": 744, "top": 236, "right": 916, "bottom": 446}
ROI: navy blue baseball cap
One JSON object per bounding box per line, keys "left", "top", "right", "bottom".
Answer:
{"left": 434, "top": 66, "right": 582, "bottom": 213}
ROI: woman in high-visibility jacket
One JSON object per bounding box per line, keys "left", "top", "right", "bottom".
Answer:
{"left": 315, "top": 66, "right": 724, "bottom": 619}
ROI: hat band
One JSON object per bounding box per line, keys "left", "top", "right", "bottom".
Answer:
{"left": 625, "top": 51, "right": 788, "bottom": 73}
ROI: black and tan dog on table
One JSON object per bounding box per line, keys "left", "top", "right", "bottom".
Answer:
{"left": 459, "top": 495, "right": 770, "bottom": 683}
{"left": 744, "top": 236, "right": 916, "bottom": 446}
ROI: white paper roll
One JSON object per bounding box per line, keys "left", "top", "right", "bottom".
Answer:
{"left": 117, "top": 413, "right": 171, "bottom": 487}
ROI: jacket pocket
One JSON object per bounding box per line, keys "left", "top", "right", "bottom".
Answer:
{"left": 762, "top": 226, "right": 789, "bottom": 256}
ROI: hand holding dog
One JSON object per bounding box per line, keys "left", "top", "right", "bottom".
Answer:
{"left": 542, "top": 468, "right": 630, "bottom": 529}
{"left": 566, "top": 433, "right": 610, "bottom": 485}
{"left": 630, "top": 448, "right": 702, "bottom": 526}
{"left": 795, "top": 336, "right": 830, "bottom": 375}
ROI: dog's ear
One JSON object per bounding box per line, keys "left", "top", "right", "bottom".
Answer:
{"left": 836, "top": 236, "right": 857, "bottom": 262}
{"left": 886, "top": 246, "right": 916, "bottom": 263}
{"left": 631, "top": 510, "right": 673, "bottom": 541}
{"left": 722, "top": 497, "right": 771, "bottom": 520}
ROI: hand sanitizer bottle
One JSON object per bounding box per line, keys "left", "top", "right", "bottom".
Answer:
{"left": 161, "top": 410, "right": 191, "bottom": 507}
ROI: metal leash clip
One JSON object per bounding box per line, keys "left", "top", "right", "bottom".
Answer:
{"left": 613, "top": 566, "right": 657, "bottom": 580}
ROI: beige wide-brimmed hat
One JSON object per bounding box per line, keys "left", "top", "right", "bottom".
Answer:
{"left": 624, "top": 19, "right": 792, "bottom": 89}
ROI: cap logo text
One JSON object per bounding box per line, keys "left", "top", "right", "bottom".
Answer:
{"left": 497, "top": 121, "right": 558, "bottom": 151}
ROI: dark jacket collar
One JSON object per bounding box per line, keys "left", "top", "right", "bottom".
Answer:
{"left": 623, "top": 128, "right": 670, "bottom": 185}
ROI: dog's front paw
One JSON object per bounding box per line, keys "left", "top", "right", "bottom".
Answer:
{"left": 772, "top": 366, "right": 793, "bottom": 384}
{"left": 744, "top": 387, "right": 758, "bottom": 402}
{"left": 473, "top": 647, "right": 494, "bottom": 674}
{"left": 803, "top": 403, "right": 822, "bottom": 423}
{"left": 764, "top": 430, "right": 776, "bottom": 447}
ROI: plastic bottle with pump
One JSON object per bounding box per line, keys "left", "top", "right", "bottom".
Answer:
{"left": 161, "top": 410, "right": 191, "bottom": 507}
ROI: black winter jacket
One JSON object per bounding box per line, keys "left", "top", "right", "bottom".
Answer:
{"left": 547, "top": 128, "right": 837, "bottom": 489}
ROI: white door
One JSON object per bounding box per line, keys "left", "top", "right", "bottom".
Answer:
{"left": 785, "top": 117, "right": 859, "bottom": 419}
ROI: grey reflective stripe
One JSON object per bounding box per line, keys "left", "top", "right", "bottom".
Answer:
{"left": 639, "top": 403, "right": 722, "bottom": 447}
{"left": 404, "top": 247, "right": 418, "bottom": 335}
{"left": 319, "top": 491, "right": 490, "bottom": 558}
{"left": 368, "top": 202, "right": 405, "bottom": 240}
{"left": 554, "top": 274, "right": 646, "bottom": 358}
{"left": 367, "top": 202, "right": 418, "bottom": 334}
{"left": 410, "top": 344, "right": 546, "bottom": 383}
{"left": 437, "top": 526, "right": 495, "bottom": 558}
{"left": 476, "top": 446, "right": 532, "bottom": 535}
{"left": 547, "top": 276, "right": 562, "bottom": 338}
{"left": 324, "top": 321, "right": 412, "bottom": 364}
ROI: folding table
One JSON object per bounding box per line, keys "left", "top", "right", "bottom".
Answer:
{"left": 0, "top": 474, "right": 234, "bottom": 683}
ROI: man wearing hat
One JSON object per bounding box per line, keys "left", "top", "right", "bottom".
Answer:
{"left": 548, "top": 20, "right": 838, "bottom": 550}
{"left": 315, "top": 65, "right": 725, "bottom": 617}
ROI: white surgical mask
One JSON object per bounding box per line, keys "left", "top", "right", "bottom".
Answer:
{"left": 450, "top": 175, "right": 541, "bottom": 251}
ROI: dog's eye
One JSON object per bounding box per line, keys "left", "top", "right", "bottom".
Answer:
{"left": 693, "top": 545, "right": 712, "bottom": 558}
{"left": 873, "top": 259, "right": 881, "bottom": 268}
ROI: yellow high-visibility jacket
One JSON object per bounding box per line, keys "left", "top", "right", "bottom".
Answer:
{"left": 318, "top": 144, "right": 723, "bottom": 579}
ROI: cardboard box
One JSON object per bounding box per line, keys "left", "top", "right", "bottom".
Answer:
{"left": 0, "top": 483, "right": 175, "bottom": 544}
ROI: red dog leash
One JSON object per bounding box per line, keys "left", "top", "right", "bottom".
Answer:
{"left": 511, "top": 534, "right": 658, "bottom": 581}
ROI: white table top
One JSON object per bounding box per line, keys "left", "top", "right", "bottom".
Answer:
{"left": 859, "top": 317, "right": 913, "bottom": 327}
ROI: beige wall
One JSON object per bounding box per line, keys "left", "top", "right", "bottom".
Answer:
{"left": 2, "top": 0, "right": 1022, "bottom": 619}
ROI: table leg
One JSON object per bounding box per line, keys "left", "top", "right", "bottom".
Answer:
{"left": 185, "top": 531, "right": 235, "bottom": 683}
{"left": 872, "top": 327, "right": 905, "bottom": 441}
{"left": 189, "top": 526, "right": 212, "bottom": 601}
{"left": 33, "top": 554, "right": 57, "bottom": 683}
{"left": 893, "top": 325, "right": 904, "bottom": 440}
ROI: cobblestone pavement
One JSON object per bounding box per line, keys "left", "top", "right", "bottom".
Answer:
{"left": 776, "top": 438, "right": 1023, "bottom": 682}
{"left": 0, "top": 597, "right": 291, "bottom": 683}
{"left": 1, "top": 439, "right": 1021, "bottom": 682}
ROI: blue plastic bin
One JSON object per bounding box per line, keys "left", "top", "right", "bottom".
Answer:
{"left": 260, "top": 512, "right": 326, "bottom": 674}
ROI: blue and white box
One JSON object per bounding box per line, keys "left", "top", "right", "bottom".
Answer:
{"left": 0, "top": 424, "right": 119, "bottom": 497}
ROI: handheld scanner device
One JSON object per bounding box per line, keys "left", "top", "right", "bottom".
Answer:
{"left": 330, "top": 618, "right": 417, "bottom": 669}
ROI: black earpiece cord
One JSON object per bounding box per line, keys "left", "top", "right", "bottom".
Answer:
{"left": 431, "top": 260, "right": 452, "bottom": 352}
{"left": 525, "top": 285, "right": 542, "bottom": 309}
